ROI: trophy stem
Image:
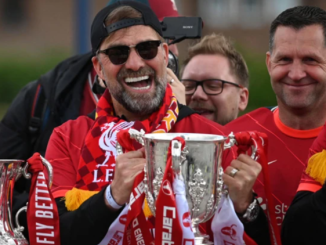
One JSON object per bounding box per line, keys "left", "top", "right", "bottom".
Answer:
{"left": 0, "top": 163, "right": 15, "bottom": 243}
{"left": 0, "top": 161, "right": 28, "bottom": 244}
{"left": 192, "top": 223, "right": 214, "bottom": 245}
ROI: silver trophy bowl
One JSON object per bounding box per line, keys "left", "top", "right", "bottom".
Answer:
{"left": 117, "top": 131, "right": 237, "bottom": 245}
{"left": 0, "top": 157, "right": 52, "bottom": 245}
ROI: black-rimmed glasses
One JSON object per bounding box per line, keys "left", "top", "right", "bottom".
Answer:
{"left": 97, "top": 40, "right": 162, "bottom": 65}
{"left": 181, "top": 79, "right": 244, "bottom": 95}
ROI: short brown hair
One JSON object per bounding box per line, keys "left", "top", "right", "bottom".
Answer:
{"left": 269, "top": 6, "right": 326, "bottom": 52}
{"left": 181, "top": 33, "right": 249, "bottom": 88}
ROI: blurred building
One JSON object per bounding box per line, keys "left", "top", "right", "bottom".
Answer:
{"left": 176, "top": 0, "right": 326, "bottom": 57}
{"left": 0, "top": 0, "right": 109, "bottom": 55}
{"left": 1, "top": 0, "right": 326, "bottom": 57}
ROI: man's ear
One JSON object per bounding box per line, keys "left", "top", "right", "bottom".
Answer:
{"left": 92, "top": 56, "right": 106, "bottom": 81}
{"left": 238, "top": 87, "right": 249, "bottom": 112}
{"left": 162, "top": 42, "right": 169, "bottom": 66}
{"left": 266, "top": 51, "right": 272, "bottom": 75}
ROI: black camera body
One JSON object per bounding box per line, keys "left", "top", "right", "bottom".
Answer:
{"left": 161, "top": 17, "right": 203, "bottom": 43}
{"left": 160, "top": 17, "right": 203, "bottom": 76}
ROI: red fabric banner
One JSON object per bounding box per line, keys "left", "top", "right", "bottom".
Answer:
{"left": 234, "top": 131, "right": 282, "bottom": 245}
{"left": 117, "top": 130, "right": 153, "bottom": 245}
{"left": 27, "top": 153, "right": 61, "bottom": 245}
{"left": 155, "top": 137, "right": 185, "bottom": 245}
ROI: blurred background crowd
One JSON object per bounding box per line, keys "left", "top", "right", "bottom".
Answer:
{"left": 1, "top": 0, "right": 325, "bottom": 119}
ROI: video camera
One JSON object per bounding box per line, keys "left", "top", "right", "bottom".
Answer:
{"left": 161, "top": 17, "right": 203, "bottom": 77}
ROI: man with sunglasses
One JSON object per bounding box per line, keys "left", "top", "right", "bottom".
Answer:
{"left": 0, "top": 0, "right": 184, "bottom": 241}
{"left": 181, "top": 33, "right": 249, "bottom": 125}
{"left": 41, "top": 1, "right": 270, "bottom": 244}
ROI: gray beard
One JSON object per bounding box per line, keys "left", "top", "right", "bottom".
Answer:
{"left": 103, "top": 66, "right": 167, "bottom": 117}
{"left": 113, "top": 78, "right": 166, "bottom": 116}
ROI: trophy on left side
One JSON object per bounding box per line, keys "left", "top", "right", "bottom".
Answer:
{"left": 0, "top": 157, "right": 52, "bottom": 245}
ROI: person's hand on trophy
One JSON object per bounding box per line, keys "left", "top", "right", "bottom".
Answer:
{"left": 107, "top": 149, "right": 146, "bottom": 209}
{"left": 223, "top": 154, "right": 262, "bottom": 214}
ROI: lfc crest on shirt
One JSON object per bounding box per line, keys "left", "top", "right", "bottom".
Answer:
{"left": 97, "top": 121, "right": 135, "bottom": 167}
{"left": 92, "top": 121, "right": 134, "bottom": 184}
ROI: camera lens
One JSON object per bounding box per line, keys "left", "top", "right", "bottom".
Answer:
{"left": 167, "top": 51, "right": 179, "bottom": 77}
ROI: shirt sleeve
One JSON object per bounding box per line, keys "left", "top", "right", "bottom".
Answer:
{"left": 46, "top": 119, "right": 120, "bottom": 244}
{"left": 296, "top": 124, "right": 326, "bottom": 193}
{"left": 45, "top": 120, "right": 86, "bottom": 198}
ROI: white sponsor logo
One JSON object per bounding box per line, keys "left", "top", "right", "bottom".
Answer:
{"left": 35, "top": 172, "right": 56, "bottom": 244}
{"left": 133, "top": 218, "right": 145, "bottom": 244}
{"left": 129, "top": 181, "right": 145, "bottom": 210}
{"left": 257, "top": 196, "right": 288, "bottom": 226}
{"left": 163, "top": 206, "right": 176, "bottom": 245}
{"left": 268, "top": 160, "right": 277, "bottom": 165}
{"left": 162, "top": 180, "right": 173, "bottom": 196}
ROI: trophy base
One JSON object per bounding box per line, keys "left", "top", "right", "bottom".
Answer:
{"left": 194, "top": 235, "right": 214, "bottom": 245}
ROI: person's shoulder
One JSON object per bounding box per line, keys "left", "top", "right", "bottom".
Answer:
{"left": 54, "top": 116, "right": 94, "bottom": 135}
{"left": 226, "top": 107, "right": 273, "bottom": 127}
{"left": 237, "top": 107, "right": 273, "bottom": 121}
{"left": 40, "top": 52, "right": 92, "bottom": 84}
{"left": 53, "top": 52, "right": 93, "bottom": 70}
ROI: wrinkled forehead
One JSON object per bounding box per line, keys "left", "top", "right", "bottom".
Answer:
{"left": 273, "top": 25, "right": 326, "bottom": 50}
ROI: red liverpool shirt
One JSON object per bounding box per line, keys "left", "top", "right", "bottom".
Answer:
{"left": 45, "top": 113, "right": 230, "bottom": 199}
{"left": 225, "top": 107, "right": 322, "bottom": 228}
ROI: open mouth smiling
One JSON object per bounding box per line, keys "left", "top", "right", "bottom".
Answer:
{"left": 124, "top": 75, "right": 153, "bottom": 90}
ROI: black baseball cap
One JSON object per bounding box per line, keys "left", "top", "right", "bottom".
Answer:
{"left": 91, "top": 0, "right": 163, "bottom": 53}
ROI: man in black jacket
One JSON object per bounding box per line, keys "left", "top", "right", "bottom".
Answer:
{"left": 0, "top": 0, "right": 182, "bottom": 240}
{"left": 2, "top": 52, "right": 97, "bottom": 240}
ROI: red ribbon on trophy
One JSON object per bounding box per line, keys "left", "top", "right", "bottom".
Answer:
{"left": 234, "top": 131, "right": 282, "bottom": 245}
{"left": 117, "top": 130, "right": 153, "bottom": 245}
{"left": 26, "top": 153, "right": 61, "bottom": 245}
{"left": 155, "top": 136, "right": 186, "bottom": 245}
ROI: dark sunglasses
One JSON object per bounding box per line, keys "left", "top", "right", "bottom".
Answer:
{"left": 97, "top": 40, "right": 162, "bottom": 65}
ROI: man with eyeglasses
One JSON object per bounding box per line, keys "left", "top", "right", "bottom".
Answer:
{"left": 181, "top": 33, "right": 249, "bottom": 125}
{"left": 40, "top": 1, "right": 270, "bottom": 244}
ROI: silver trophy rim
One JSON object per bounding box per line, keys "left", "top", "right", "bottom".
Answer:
{"left": 144, "top": 133, "right": 226, "bottom": 142}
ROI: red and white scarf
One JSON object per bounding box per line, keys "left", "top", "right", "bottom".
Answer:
{"left": 75, "top": 85, "right": 179, "bottom": 245}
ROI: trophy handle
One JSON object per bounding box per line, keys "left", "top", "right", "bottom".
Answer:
{"left": 114, "top": 129, "right": 157, "bottom": 215}
{"left": 116, "top": 128, "right": 145, "bottom": 156}
{"left": 171, "top": 140, "right": 188, "bottom": 174}
{"left": 19, "top": 155, "right": 53, "bottom": 188}
{"left": 13, "top": 156, "right": 53, "bottom": 235}
{"left": 14, "top": 205, "right": 27, "bottom": 234}
{"left": 224, "top": 132, "right": 258, "bottom": 160}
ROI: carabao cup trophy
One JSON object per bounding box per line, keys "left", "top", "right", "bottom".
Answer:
{"left": 0, "top": 157, "right": 52, "bottom": 245}
{"left": 117, "top": 130, "right": 255, "bottom": 245}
